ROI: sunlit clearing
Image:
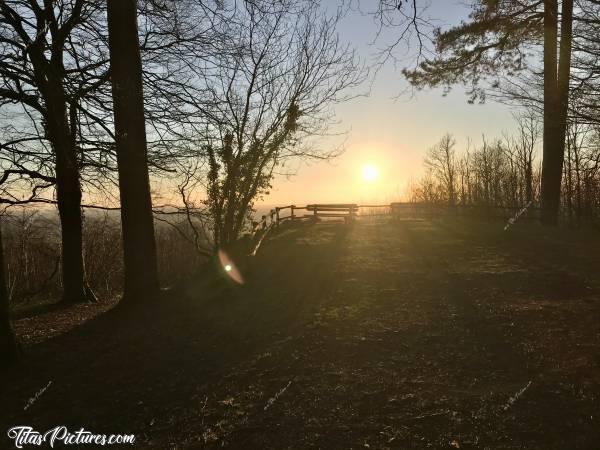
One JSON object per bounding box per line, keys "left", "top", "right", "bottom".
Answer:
{"left": 217, "top": 249, "right": 244, "bottom": 284}
{"left": 362, "top": 164, "right": 379, "bottom": 182}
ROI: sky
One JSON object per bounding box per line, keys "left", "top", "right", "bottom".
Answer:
{"left": 262, "top": 1, "right": 517, "bottom": 206}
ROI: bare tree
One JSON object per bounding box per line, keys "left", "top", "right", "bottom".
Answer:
{"left": 411, "top": 120, "right": 544, "bottom": 213}
{"left": 424, "top": 133, "right": 457, "bottom": 205}
{"left": 503, "top": 112, "right": 541, "bottom": 204}
{"left": 563, "top": 116, "right": 599, "bottom": 222}
{"left": 0, "top": 0, "right": 109, "bottom": 302}
{"left": 457, "top": 142, "right": 472, "bottom": 206}
{"left": 516, "top": 112, "right": 541, "bottom": 203}
{"left": 166, "top": 0, "right": 366, "bottom": 249}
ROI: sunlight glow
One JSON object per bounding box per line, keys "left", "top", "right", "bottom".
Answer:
{"left": 218, "top": 249, "right": 244, "bottom": 284}
{"left": 362, "top": 164, "right": 379, "bottom": 182}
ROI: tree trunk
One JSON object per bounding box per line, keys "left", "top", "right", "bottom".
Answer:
{"left": 0, "top": 219, "right": 19, "bottom": 366}
{"left": 107, "top": 0, "right": 160, "bottom": 301}
{"left": 56, "top": 164, "right": 88, "bottom": 303}
{"left": 44, "top": 78, "right": 91, "bottom": 303}
{"left": 541, "top": 0, "right": 559, "bottom": 224}
{"left": 566, "top": 134, "right": 573, "bottom": 221}
{"left": 525, "top": 158, "right": 533, "bottom": 203}
{"left": 575, "top": 151, "right": 582, "bottom": 220}
{"left": 541, "top": 0, "right": 573, "bottom": 225}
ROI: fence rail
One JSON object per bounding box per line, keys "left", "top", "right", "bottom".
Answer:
{"left": 252, "top": 202, "right": 540, "bottom": 234}
{"left": 247, "top": 201, "right": 543, "bottom": 256}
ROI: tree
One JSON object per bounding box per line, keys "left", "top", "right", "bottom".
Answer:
{"left": 515, "top": 112, "right": 540, "bottom": 203}
{"left": 562, "top": 114, "right": 599, "bottom": 223}
{"left": 166, "top": 0, "right": 365, "bottom": 249}
{"left": 107, "top": 0, "right": 160, "bottom": 301}
{"left": 0, "top": 0, "right": 106, "bottom": 302}
{"left": 401, "top": 0, "right": 575, "bottom": 224}
{"left": 541, "top": 0, "right": 573, "bottom": 224}
{"left": 424, "top": 133, "right": 457, "bottom": 205}
{"left": 457, "top": 143, "right": 472, "bottom": 205}
{"left": 410, "top": 119, "right": 544, "bottom": 212}
{"left": 0, "top": 216, "right": 19, "bottom": 366}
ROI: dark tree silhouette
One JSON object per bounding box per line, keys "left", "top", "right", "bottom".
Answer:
{"left": 541, "top": 0, "right": 573, "bottom": 224}
{"left": 0, "top": 217, "right": 19, "bottom": 366}
{"left": 107, "top": 0, "right": 159, "bottom": 301}
{"left": 0, "top": 0, "right": 103, "bottom": 302}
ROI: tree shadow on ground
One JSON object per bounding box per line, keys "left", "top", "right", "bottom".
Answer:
{"left": 0, "top": 221, "right": 350, "bottom": 441}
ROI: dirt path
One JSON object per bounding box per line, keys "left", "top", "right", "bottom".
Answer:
{"left": 2, "top": 218, "right": 600, "bottom": 449}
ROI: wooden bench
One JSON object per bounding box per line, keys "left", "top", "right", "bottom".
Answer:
{"left": 305, "top": 204, "right": 359, "bottom": 222}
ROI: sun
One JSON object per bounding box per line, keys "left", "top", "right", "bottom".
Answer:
{"left": 362, "top": 164, "right": 379, "bottom": 182}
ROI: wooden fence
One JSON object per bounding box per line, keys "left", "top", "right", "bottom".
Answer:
{"left": 247, "top": 202, "right": 540, "bottom": 256}
{"left": 251, "top": 202, "right": 540, "bottom": 233}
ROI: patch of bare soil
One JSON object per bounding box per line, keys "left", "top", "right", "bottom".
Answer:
{"left": 2, "top": 218, "right": 600, "bottom": 449}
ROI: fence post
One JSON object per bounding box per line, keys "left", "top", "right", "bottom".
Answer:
{"left": 276, "top": 207, "right": 280, "bottom": 227}
{"left": 291, "top": 205, "right": 295, "bottom": 221}
{"left": 261, "top": 215, "right": 267, "bottom": 230}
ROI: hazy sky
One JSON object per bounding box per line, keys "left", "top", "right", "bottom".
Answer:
{"left": 263, "top": 1, "right": 517, "bottom": 206}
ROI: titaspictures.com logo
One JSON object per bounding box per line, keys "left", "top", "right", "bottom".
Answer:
{"left": 7, "top": 426, "right": 135, "bottom": 448}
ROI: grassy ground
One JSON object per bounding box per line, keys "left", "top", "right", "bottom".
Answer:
{"left": 2, "top": 217, "right": 600, "bottom": 449}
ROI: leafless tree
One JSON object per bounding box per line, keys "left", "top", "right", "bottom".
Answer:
{"left": 163, "top": 0, "right": 366, "bottom": 249}
{"left": 563, "top": 116, "right": 600, "bottom": 222}
{"left": 424, "top": 133, "right": 457, "bottom": 205}
{"left": 412, "top": 120, "right": 545, "bottom": 213}
{"left": 0, "top": 0, "right": 110, "bottom": 302}
{"left": 457, "top": 142, "right": 472, "bottom": 206}
{"left": 503, "top": 111, "right": 541, "bottom": 204}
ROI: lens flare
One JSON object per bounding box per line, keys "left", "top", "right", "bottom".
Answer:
{"left": 218, "top": 249, "right": 244, "bottom": 284}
